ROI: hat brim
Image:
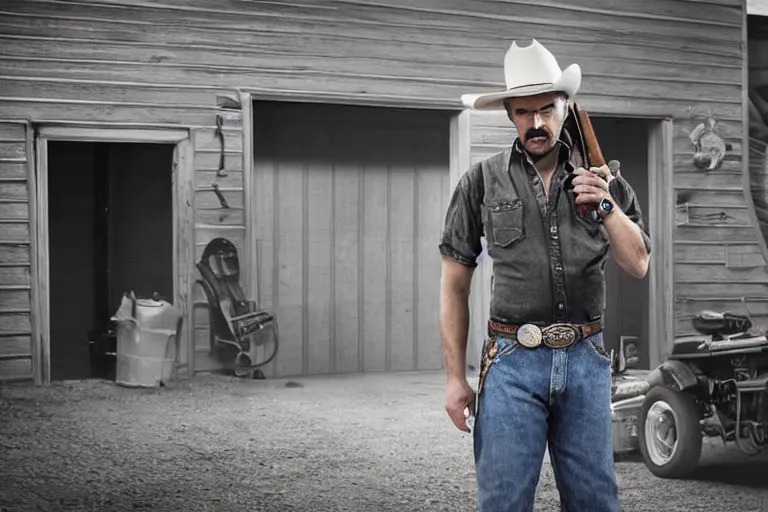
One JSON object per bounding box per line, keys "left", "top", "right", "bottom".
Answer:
{"left": 460, "top": 64, "right": 582, "bottom": 111}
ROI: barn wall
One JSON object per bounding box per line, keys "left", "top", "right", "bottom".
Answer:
{"left": 0, "top": 2, "right": 249, "bottom": 380}
{"left": 190, "top": 107, "right": 247, "bottom": 373}
{"left": 0, "top": 0, "right": 760, "bottom": 379}
{"left": 0, "top": 121, "right": 34, "bottom": 382}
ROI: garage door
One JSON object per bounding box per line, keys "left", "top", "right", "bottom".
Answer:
{"left": 252, "top": 102, "right": 451, "bottom": 377}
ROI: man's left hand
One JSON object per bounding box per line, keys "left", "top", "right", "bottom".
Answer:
{"left": 571, "top": 165, "right": 614, "bottom": 205}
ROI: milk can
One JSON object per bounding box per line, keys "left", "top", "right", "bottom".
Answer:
{"left": 112, "top": 292, "right": 183, "bottom": 388}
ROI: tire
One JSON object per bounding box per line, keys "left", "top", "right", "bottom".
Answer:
{"left": 638, "top": 385, "right": 702, "bottom": 479}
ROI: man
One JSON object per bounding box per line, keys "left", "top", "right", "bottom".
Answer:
{"left": 439, "top": 39, "right": 650, "bottom": 512}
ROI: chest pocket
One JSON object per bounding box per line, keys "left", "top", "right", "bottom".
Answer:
{"left": 486, "top": 200, "right": 525, "bottom": 248}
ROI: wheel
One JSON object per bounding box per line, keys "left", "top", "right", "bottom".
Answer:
{"left": 638, "top": 385, "right": 702, "bottom": 478}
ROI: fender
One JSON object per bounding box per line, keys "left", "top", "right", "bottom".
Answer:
{"left": 646, "top": 359, "right": 700, "bottom": 392}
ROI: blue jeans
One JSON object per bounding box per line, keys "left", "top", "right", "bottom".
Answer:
{"left": 473, "top": 333, "right": 621, "bottom": 512}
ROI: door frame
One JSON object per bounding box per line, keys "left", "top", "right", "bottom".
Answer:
{"left": 31, "top": 125, "right": 194, "bottom": 385}
{"left": 647, "top": 118, "right": 675, "bottom": 368}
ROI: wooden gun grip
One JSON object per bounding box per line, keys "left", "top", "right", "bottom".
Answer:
{"left": 576, "top": 110, "right": 606, "bottom": 168}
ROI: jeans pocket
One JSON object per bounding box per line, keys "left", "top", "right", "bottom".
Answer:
{"left": 585, "top": 337, "right": 612, "bottom": 363}
{"left": 495, "top": 338, "right": 520, "bottom": 361}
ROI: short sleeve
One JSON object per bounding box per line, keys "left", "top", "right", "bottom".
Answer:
{"left": 609, "top": 175, "right": 651, "bottom": 254}
{"left": 439, "top": 165, "right": 484, "bottom": 268}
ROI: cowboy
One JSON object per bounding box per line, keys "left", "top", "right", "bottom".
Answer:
{"left": 439, "top": 40, "right": 651, "bottom": 511}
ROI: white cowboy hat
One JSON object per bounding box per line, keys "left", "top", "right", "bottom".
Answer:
{"left": 461, "top": 39, "right": 582, "bottom": 111}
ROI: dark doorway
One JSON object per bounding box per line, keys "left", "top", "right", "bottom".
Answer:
{"left": 47, "top": 141, "right": 174, "bottom": 381}
{"left": 592, "top": 118, "right": 651, "bottom": 369}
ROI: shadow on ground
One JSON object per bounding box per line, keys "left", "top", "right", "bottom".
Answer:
{"left": 690, "top": 462, "right": 768, "bottom": 488}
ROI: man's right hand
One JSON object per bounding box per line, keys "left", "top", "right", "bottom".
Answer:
{"left": 445, "top": 376, "right": 476, "bottom": 432}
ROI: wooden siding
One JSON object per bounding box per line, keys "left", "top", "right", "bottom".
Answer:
{"left": 0, "top": 0, "right": 759, "bottom": 379}
{"left": 191, "top": 106, "right": 247, "bottom": 373}
{"left": 0, "top": 3, "right": 250, "bottom": 380}
{"left": 0, "top": 0, "right": 744, "bottom": 116}
{"left": 0, "top": 121, "right": 34, "bottom": 382}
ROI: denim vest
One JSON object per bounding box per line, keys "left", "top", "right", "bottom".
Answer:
{"left": 479, "top": 142, "right": 611, "bottom": 324}
{"left": 439, "top": 137, "right": 650, "bottom": 326}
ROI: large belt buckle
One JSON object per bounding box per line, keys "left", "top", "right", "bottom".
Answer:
{"left": 517, "top": 324, "right": 542, "bottom": 348}
{"left": 542, "top": 323, "right": 580, "bottom": 349}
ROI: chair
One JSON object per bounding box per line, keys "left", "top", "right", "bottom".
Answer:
{"left": 195, "top": 237, "right": 278, "bottom": 377}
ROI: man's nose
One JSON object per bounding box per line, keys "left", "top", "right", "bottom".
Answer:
{"left": 532, "top": 113, "right": 544, "bottom": 128}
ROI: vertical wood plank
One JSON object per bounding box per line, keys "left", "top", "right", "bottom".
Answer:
{"left": 412, "top": 137, "right": 420, "bottom": 370}
{"left": 175, "top": 137, "right": 195, "bottom": 374}
{"left": 24, "top": 121, "right": 41, "bottom": 385}
{"left": 35, "top": 136, "right": 50, "bottom": 384}
{"left": 389, "top": 129, "right": 416, "bottom": 371}
{"left": 240, "top": 91, "right": 254, "bottom": 299}
{"left": 649, "top": 118, "right": 676, "bottom": 365}
{"left": 251, "top": 109, "right": 277, "bottom": 377}
{"left": 302, "top": 160, "right": 309, "bottom": 375}
{"left": 449, "top": 110, "right": 471, "bottom": 194}
{"left": 357, "top": 140, "right": 366, "bottom": 374}
{"left": 274, "top": 122, "right": 304, "bottom": 377}
{"left": 416, "top": 127, "right": 448, "bottom": 370}
{"left": 362, "top": 129, "right": 389, "bottom": 372}
{"left": 332, "top": 127, "right": 361, "bottom": 374}
{"left": 306, "top": 126, "right": 333, "bottom": 375}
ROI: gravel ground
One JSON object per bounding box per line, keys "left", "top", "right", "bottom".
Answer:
{"left": 1, "top": 370, "right": 767, "bottom": 512}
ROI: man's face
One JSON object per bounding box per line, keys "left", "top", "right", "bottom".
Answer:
{"left": 504, "top": 93, "right": 569, "bottom": 158}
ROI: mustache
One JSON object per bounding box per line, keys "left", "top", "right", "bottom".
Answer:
{"left": 525, "top": 128, "right": 550, "bottom": 141}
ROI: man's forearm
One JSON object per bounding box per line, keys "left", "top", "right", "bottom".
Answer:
{"left": 603, "top": 208, "right": 649, "bottom": 278}
{"left": 440, "top": 287, "right": 471, "bottom": 381}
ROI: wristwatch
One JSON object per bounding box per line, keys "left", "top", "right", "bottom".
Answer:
{"left": 597, "top": 197, "right": 614, "bottom": 219}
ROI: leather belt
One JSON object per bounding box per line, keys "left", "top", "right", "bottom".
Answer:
{"left": 487, "top": 318, "right": 603, "bottom": 349}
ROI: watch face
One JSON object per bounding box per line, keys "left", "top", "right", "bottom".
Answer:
{"left": 600, "top": 198, "right": 613, "bottom": 213}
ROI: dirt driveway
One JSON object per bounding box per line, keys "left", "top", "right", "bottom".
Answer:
{"left": 1, "top": 371, "right": 766, "bottom": 512}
